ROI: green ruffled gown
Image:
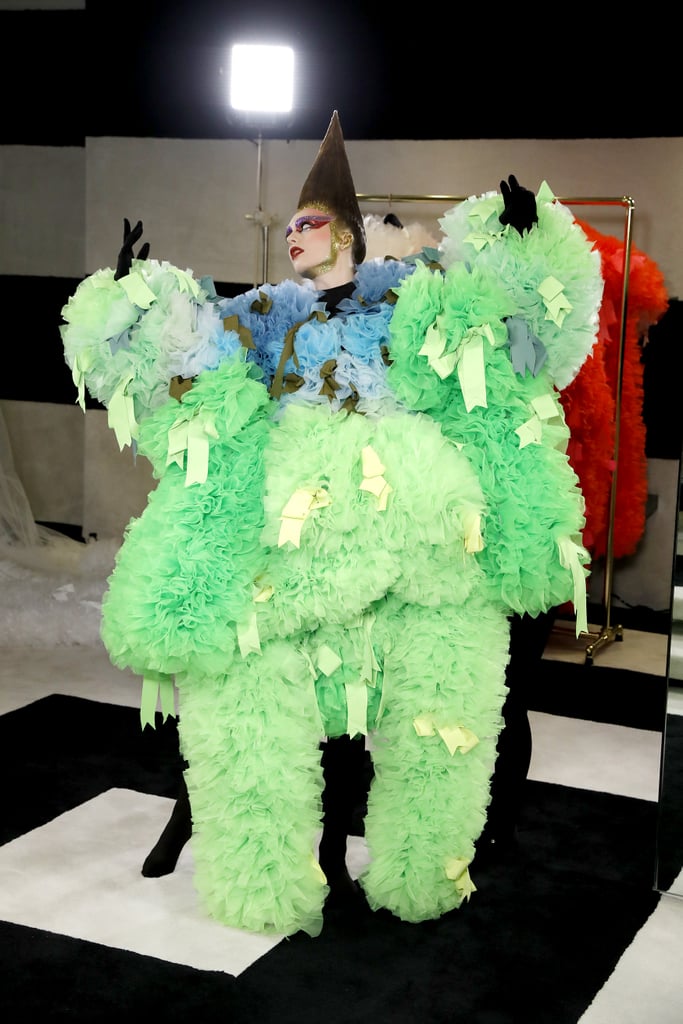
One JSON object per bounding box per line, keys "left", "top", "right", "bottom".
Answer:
{"left": 61, "top": 183, "right": 603, "bottom": 937}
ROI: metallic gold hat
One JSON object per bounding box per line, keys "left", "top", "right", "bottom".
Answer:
{"left": 297, "top": 110, "right": 366, "bottom": 265}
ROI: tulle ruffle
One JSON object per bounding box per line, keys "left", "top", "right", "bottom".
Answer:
{"left": 361, "top": 593, "right": 510, "bottom": 920}
{"left": 101, "top": 359, "right": 272, "bottom": 680}
{"left": 251, "top": 403, "right": 485, "bottom": 647}
{"left": 62, "top": 199, "right": 604, "bottom": 935}
{"left": 120, "top": 396, "right": 494, "bottom": 936}
{"left": 216, "top": 261, "right": 409, "bottom": 411}
{"left": 567, "top": 218, "right": 669, "bottom": 559}
{"left": 60, "top": 260, "right": 235, "bottom": 423}
{"left": 179, "top": 589, "right": 510, "bottom": 935}
{"left": 178, "top": 640, "right": 329, "bottom": 937}
{"left": 438, "top": 185, "right": 603, "bottom": 389}
{"left": 388, "top": 259, "right": 589, "bottom": 615}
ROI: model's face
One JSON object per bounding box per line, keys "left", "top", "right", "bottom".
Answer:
{"left": 285, "top": 207, "right": 335, "bottom": 279}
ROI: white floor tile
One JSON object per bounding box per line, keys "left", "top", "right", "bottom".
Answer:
{"left": 528, "top": 711, "right": 662, "bottom": 802}
{"left": 578, "top": 893, "right": 683, "bottom": 1023}
{"left": 0, "top": 788, "right": 282, "bottom": 975}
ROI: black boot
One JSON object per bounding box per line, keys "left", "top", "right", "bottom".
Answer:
{"left": 319, "top": 734, "right": 368, "bottom": 911}
{"left": 476, "top": 609, "right": 556, "bottom": 866}
{"left": 142, "top": 772, "right": 192, "bottom": 877}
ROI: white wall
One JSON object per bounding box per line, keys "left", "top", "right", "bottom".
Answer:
{"left": 84, "top": 136, "right": 683, "bottom": 295}
{"left": 2, "top": 135, "right": 681, "bottom": 549}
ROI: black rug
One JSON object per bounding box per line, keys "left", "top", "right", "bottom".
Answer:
{"left": 1, "top": 694, "right": 665, "bottom": 1023}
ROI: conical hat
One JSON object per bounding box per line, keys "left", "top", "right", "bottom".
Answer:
{"left": 297, "top": 110, "right": 366, "bottom": 265}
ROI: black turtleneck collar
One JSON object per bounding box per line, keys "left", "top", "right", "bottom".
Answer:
{"left": 319, "top": 280, "right": 356, "bottom": 317}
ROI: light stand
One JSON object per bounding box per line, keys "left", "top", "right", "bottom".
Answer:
{"left": 244, "top": 132, "right": 275, "bottom": 286}
{"left": 227, "top": 43, "right": 295, "bottom": 286}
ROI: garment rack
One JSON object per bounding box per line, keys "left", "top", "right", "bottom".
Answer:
{"left": 356, "top": 192, "right": 636, "bottom": 664}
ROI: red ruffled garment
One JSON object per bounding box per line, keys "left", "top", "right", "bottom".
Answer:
{"left": 561, "top": 218, "right": 669, "bottom": 561}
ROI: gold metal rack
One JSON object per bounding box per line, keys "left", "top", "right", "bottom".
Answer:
{"left": 357, "top": 191, "right": 636, "bottom": 664}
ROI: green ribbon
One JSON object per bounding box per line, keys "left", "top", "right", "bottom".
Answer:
{"left": 557, "top": 536, "right": 589, "bottom": 637}
{"left": 107, "top": 373, "right": 138, "bottom": 450}
{"left": 140, "top": 673, "right": 175, "bottom": 729}
{"left": 300, "top": 649, "right": 326, "bottom": 737}
{"left": 345, "top": 679, "right": 368, "bottom": 738}
{"left": 119, "top": 270, "right": 157, "bottom": 310}
{"left": 457, "top": 324, "right": 495, "bottom": 412}
{"left": 71, "top": 349, "right": 94, "bottom": 412}
{"left": 168, "top": 266, "right": 200, "bottom": 297}
{"left": 270, "top": 311, "right": 326, "bottom": 399}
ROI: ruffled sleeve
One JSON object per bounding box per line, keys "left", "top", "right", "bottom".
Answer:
{"left": 438, "top": 182, "right": 604, "bottom": 389}
{"left": 101, "top": 357, "right": 273, "bottom": 681}
{"left": 387, "top": 193, "right": 600, "bottom": 623}
{"left": 60, "top": 259, "right": 241, "bottom": 439}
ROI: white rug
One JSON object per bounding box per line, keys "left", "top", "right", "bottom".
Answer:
{"left": 0, "top": 787, "right": 369, "bottom": 975}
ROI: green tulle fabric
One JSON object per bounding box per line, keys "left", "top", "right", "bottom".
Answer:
{"left": 171, "top": 401, "right": 504, "bottom": 934}
{"left": 60, "top": 261, "right": 223, "bottom": 421}
{"left": 388, "top": 260, "right": 589, "bottom": 616}
{"left": 178, "top": 640, "right": 329, "bottom": 937}
{"left": 101, "top": 357, "right": 272, "bottom": 679}
{"left": 361, "top": 592, "right": 510, "bottom": 921}
{"left": 438, "top": 185, "right": 603, "bottom": 390}
{"left": 61, "top": 185, "right": 603, "bottom": 937}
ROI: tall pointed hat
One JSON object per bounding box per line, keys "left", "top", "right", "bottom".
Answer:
{"left": 297, "top": 110, "right": 366, "bottom": 265}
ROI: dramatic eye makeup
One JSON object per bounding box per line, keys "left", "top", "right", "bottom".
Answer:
{"left": 285, "top": 214, "right": 333, "bottom": 240}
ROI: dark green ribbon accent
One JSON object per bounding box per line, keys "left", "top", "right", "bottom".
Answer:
{"left": 341, "top": 390, "right": 360, "bottom": 413}
{"left": 270, "top": 311, "right": 326, "bottom": 399}
{"left": 319, "top": 358, "right": 341, "bottom": 400}
{"left": 223, "top": 314, "right": 255, "bottom": 351}
{"left": 250, "top": 290, "right": 273, "bottom": 315}
{"left": 282, "top": 372, "right": 305, "bottom": 394}
{"left": 169, "top": 375, "right": 195, "bottom": 401}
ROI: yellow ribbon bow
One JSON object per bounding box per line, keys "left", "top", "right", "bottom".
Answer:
{"left": 359, "top": 446, "right": 392, "bottom": 511}
{"left": 538, "top": 275, "right": 573, "bottom": 328}
{"left": 419, "top": 319, "right": 496, "bottom": 411}
{"left": 278, "top": 486, "right": 332, "bottom": 547}
{"left": 445, "top": 856, "right": 477, "bottom": 901}
{"left": 118, "top": 269, "right": 157, "bottom": 310}
{"left": 557, "top": 535, "right": 589, "bottom": 638}
{"left": 413, "top": 714, "right": 480, "bottom": 756}
{"left": 515, "top": 392, "right": 561, "bottom": 449}
{"left": 462, "top": 509, "right": 485, "bottom": 554}
{"left": 167, "top": 407, "right": 218, "bottom": 486}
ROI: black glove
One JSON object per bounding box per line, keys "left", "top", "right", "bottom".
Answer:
{"left": 115, "top": 218, "right": 150, "bottom": 280}
{"left": 499, "top": 175, "right": 538, "bottom": 236}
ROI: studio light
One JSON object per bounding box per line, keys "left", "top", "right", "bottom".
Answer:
{"left": 229, "top": 44, "right": 294, "bottom": 114}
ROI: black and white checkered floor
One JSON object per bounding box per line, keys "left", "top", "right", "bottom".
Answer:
{"left": 2, "top": 536, "right": 683, "bottom": 1021}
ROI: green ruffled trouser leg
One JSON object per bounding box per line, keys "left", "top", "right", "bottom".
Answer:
{"left": 177, "top": 639, "right": 328, "bottom": 938}
{"left": 361, "top": 595, "right": 511, "bottom": 922}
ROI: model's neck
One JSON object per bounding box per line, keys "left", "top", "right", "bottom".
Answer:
{"left": 309, "top": 246, "right": 356, "bottom": 290}
{"left": 310, "top": 264, "right": 356, "bottom": 290}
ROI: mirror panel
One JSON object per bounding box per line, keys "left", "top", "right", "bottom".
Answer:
{"left": 655, "top": 447, "right": 683, "bottom": 896}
